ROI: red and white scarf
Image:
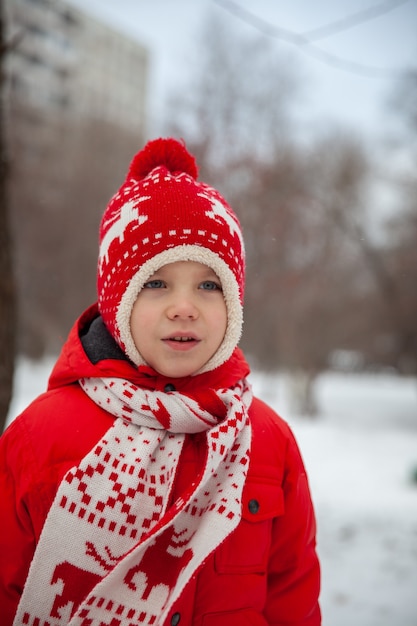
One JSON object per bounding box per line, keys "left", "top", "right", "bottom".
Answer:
{"left": 15, "top": 376, "right": 252, "bottom": 626}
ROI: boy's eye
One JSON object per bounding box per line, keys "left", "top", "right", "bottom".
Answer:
{"left": 200, "top": 280, "right": 222, "bottom": 291}
{"left": 143, "top": 279, "right": 165, "bottom": 289}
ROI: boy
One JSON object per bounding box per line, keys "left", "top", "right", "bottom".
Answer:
{"left": 0, "top": 137, "right": 321, "bottom": 625}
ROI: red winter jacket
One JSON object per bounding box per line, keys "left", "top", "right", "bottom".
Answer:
{"left": 0, "top": 305, "right": 320, "bottom": 625}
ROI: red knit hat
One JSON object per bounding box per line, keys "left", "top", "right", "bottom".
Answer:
{"left": 97, "top": 137, "right": 245, "bottom": 373}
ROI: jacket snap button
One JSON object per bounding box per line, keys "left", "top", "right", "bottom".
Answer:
{"left": 171, "top": 613, "right": 181, "bottom": 626}
{"left": 248, "top": 498, "right": 260, "bottom": 514}
{"left": 164, "top": 383, "right": 176, "bottom": 392}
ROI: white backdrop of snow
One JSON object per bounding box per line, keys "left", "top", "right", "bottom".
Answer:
{"left": 6, "top": 360, "right": 417, "bottom": 626}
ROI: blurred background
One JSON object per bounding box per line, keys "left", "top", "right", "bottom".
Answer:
{"left": 1, "top": 0, "right": 417, "bottom": 624}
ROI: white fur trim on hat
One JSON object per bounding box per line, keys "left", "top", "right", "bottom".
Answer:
{"left": 116, "top": 245, "right": 243, "bottom": 374}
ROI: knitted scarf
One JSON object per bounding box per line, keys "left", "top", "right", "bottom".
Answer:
{"left": 14, "top": 375, "right": 252, "bottom": 626}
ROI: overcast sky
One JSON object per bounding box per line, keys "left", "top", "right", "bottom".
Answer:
{"left": 65, "top": 0, "right": 417, "bottom": 138}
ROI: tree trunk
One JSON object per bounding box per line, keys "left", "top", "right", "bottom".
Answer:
{"left": 0, "top": 0, "right": 17, "bottom": 432}
{"left": 286, "top": 369, "right": 318, "bottom": 418}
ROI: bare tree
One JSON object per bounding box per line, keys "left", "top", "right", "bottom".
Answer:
{"left": 240, "top": 134, "right": 375, "bottom": 414}
{"left": 377, "top": 69, "right": 417, "bottom": 373}
{"left": 9, "top": 102, "right": 140, "bottom": 357}
{"left": 0, "top": 0, "right": 17, "bottom": 431}
{"left": 165, "top": 14, "right": 300, "bottom": 183}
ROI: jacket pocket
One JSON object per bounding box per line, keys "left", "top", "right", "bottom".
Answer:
{"left": 215, "top": 478, "right": 284, "bottom": 575}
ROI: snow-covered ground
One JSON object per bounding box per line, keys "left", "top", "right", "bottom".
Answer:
{"left": 6, "top": 360, "right": 417, "bottom": 625}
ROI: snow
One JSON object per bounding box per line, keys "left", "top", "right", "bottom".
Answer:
{"left": 7, "top": 360, "right": 417, "bottom": 625}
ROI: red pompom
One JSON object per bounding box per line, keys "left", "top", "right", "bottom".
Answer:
{"left": 127, "top": 137, "right": 198, "bottom": 181}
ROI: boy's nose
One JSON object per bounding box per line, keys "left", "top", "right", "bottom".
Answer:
{"left": 167, "top": 295, "right": 199, "bottom": 320}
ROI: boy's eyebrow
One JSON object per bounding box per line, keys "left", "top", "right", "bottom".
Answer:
{"left": 201, "top": 268, "right": 218, "bottom": 276}
{"left": 200, "top": 270, "right": 221, "bottom": 281}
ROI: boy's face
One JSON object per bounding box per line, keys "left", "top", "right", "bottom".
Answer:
{"left": 130, "top": 261, "right": 227, "bottom": 378}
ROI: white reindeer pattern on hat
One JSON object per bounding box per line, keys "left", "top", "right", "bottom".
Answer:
{"left": 199, "top": 192, "right": 245, "bottom": 253}
{"left": 99, "top": 198, "right": 150, "bottom": 274}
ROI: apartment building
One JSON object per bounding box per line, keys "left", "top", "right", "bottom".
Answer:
{"left": 5, "top": 0, "right": 148, "bottom": 132}
{"left": 3, "top": 0, "right": 149, "bottom": 356}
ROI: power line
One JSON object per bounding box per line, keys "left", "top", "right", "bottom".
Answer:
{"left": 212, "top": 0, "right": 413, "bottom": 77}
{"left": 302, "top": 0, "right": 411, "bottom": 41}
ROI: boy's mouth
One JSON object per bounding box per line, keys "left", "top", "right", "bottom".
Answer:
{"left": 162, "top": 334, "right": 200, "bottom": 350}
{"left": 169, "top": 336, "right": 196, "bottom": 342}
